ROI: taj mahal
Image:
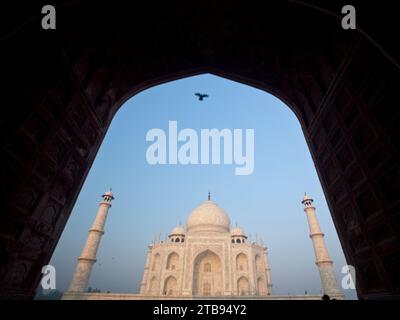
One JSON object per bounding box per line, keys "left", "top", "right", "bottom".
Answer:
{"left": 62, "top": 192, "right": 344, "bottom": 300}
{"left": 140, "top": 192, "right": 272, "bottom": 297}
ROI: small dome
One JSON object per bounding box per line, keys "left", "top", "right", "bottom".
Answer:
{"left": 302, "top": 194, "right": 313, "bottom": 202}
{"left": 170, "top": 225, "right": 185, "bottom": 235}
{"left": 187, "top": 200, "right": 230, "bottom": 233}
{"left": 231, "top": 226, "right": 245, "bottom": 237}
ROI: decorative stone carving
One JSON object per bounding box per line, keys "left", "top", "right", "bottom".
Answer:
{"left": 13, "top": 186, "right": 40, "bottom": 213}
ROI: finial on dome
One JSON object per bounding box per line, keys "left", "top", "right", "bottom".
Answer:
{"left": 208, "top": 191, "right": 211, "bottom": 201}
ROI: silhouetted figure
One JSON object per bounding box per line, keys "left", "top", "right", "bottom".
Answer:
{"left": 321, "top": 294, "right": 331, "bottom": 300}
{"left": 195, "top": 93, "right": 209, "bottom": 101}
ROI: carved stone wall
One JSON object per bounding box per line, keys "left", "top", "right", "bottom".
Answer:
{"left": 1, "top": 1, "right": 399, "bottom": 299}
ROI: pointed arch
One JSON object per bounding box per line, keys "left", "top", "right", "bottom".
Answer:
{"left": 255, "top": 254, "right": 263, "bottom": 273}
{"left": 166, "top": 252, "right": 179, "bottom": 270}
{"left": 237, "top": 276, "right": 250, "bottom": 296}
{"left": 236, "top": 253, "right": 248, "bottom": 271}
{"left": 149, "top": 276, "right": 159, "bottom": 294}
{"left": 257, "top": 276, "right": 266, "bottom": 295}
{"left": 192, "top": 249, "right": 222, "bottom": 296}
{"left": 152, "top": 253, "right": 161, "bottom": 271}
{"left": 163, "top": 275, "right": 178, "bottom": 295}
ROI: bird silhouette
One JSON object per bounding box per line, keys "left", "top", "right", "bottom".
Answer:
{"left": 195, "top": 93, "right": 209, "bottom": 101}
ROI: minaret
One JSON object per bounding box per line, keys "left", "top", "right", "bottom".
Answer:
{"left": 301, "top": 194, "right": 342, "bottom": 298}
{"left": 67, "top": 190, "right": 114, "bottom": 292}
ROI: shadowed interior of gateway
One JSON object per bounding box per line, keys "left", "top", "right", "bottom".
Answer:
{"left": 1, "top": 0, "right": 400, "bottom": 299}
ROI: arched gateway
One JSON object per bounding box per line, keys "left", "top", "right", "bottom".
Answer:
{"left": 2, "top": 1, "right": 399, "bottom": 300}
{"left": 192, "top": 250, "right": 223, "bottom": 296}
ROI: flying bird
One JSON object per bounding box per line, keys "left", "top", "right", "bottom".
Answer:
{"left": 195, "top": 93, "right": 209, "bottom": 101}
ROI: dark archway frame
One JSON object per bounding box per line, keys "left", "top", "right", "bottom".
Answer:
{"left": 1, "top": 1, "right": 399, "bottom": 299}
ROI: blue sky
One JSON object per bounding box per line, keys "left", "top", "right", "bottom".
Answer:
{"left": 49, "top": 74, "right": 357, "bottom": 299}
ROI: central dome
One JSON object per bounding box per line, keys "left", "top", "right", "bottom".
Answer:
{"left": 187, "top": 200, "right": 231, "bottom": 233}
